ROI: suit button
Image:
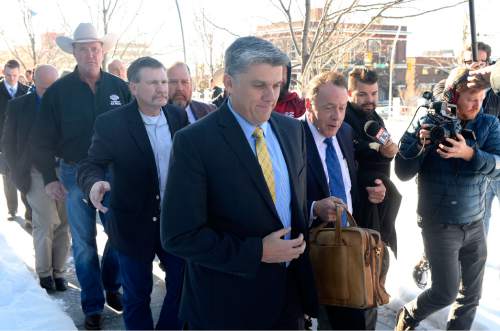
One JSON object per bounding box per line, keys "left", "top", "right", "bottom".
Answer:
{"left": 156, "top": 195, "right": 160, "bottom": 200}
{"left": 152, "top": 217, "right": 158, "bottom": 222}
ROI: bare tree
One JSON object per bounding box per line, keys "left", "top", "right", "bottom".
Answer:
{"left": 271, "top": 0, "right": 467, "bottom": 85}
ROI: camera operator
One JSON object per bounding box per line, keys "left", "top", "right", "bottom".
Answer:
{"left": 344, "top": 67, "right": 401, "bottom": 255}
{"left": 394, "top": 67, "right": 500, "bottom": 331}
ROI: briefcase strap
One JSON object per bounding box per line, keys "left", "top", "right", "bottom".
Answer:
{"left": 310, "top": 205, "right": 358, "bottom": 244}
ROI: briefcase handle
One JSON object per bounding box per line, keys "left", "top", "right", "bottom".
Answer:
{"left": 310, "top": 204, "right": 358, "bottom": 244}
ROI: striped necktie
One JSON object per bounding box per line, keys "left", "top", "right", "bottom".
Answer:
{"left": 253, "top": 127, "right": 276, "bottom": 203}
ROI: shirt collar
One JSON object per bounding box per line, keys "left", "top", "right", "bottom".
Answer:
{"left": 3, "top": 80, "right": 17, "bottom": 92}
{"left": 306, "top": 117, "right": 333, "bottom": 147}
{"left": 139, "top": 109, "right": 167, "bottom": 126}
{"left": 227, "top": 97, "right": 270, "bottom": 139}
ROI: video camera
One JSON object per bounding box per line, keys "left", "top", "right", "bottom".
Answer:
{"left": 419, "top": 91, "right": 475, "bottom": 145}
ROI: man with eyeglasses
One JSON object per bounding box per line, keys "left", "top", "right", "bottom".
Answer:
{"left": 30, "top": 23, "right": 130, "bottom": 330}
{"left": 166, "top": 62, "right": 215, "bottom": 123}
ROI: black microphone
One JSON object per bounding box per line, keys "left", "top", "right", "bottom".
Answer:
{"left": 364, "top": 120, "right": 391, "bottom": 145}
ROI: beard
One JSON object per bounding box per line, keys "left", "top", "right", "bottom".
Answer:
{"left": 352, "top": 102, "right": 376, "bottom": 114}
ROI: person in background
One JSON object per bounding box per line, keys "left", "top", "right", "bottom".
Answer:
{"left": 0, "top": 59, "right": 31, "bottom": 222}
{"left": 108, "top": 59, "right": 127, "bottom": 81}
{"left": 274, "top": 61, "right": 306, "bottom": 118}
{"left": 30, "top": 23, "right": 130, "bottom": 330}
{"left": 1, "top": 65, "right": 70, "bottom": 292}
{"left": 167, "top": 62, "right": 215, "bottom": 123}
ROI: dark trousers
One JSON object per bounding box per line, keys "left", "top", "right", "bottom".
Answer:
{"left": 187, "top": 269, "right": 305, "bottom": 330}
{"left": 405, "top": 220, "right": 487, "bottom": 330}
{"left": 271, "top": 270, "right": 306, "bottom": 330}
{"left": 117, "top": 243, "right": 184, "bottom": 330}
{"left": 320, "top": 305, "right": 377, "bottom": 330}
{"left": 3, "top": 174, "right": 31, "bottom": 217}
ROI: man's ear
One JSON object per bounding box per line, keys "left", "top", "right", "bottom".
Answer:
{"left": 223, "top": 73, "right": 233, "bottom": 93}
{"left": 347, "top": 89, "right": 353, "bottom": 98}
{"left": 129, "top": 81, "right": 137, "bottom": 97}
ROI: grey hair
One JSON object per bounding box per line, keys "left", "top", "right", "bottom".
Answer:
{"left": 127, "top": 56, "right": 165, "bottom": 83}
{"left": 224, "top": 36, "right": 289, "bottom": 77}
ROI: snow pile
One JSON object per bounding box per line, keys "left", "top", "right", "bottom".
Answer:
{"left": 0, "top": 221, "right": 76, "bottom": 330}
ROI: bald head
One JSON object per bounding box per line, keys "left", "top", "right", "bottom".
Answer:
{"left": 34, "top": 65, "right": 59, "bottom": 97}
{"left": 108, "top": 59, "right": 127, "bottom": 80}
{"left": 166, "top": 62, "right": 192, "bottom": 109}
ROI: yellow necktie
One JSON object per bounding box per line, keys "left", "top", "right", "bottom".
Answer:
{"left": 253, "top": 127, "right": 276, "bottom": 203}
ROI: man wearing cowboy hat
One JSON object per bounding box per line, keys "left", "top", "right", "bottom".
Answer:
{"left": 31, "top": 23, "right": 130, "bottom": 330}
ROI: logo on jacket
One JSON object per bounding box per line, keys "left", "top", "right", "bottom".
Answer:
{"left": 110, "top": 94, "right": 122, "bottom": 106}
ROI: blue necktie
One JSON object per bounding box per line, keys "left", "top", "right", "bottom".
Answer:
{"left": 324, "top": 137, "right": 348, "bottom": 227}
{"left": 8, "top": 87, "right": 15, "bottom": 98}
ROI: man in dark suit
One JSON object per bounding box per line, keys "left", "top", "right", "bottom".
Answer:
{"left": 77, "top": 57, "right": 188, "bottom": 330}
{"left": 302, "top": 71, "right": 386, "bottom": 330}
{"left": 0, "top": 59, "right": 30, "bottom": 220}
{"left": 162, "top": 36, "right": 318, "bottom": 329}
{"left": 1, "top": 65, "right": 70, "bottom": 291}
{"left": 166, "top": 61, "right": 215, "bottom": 122}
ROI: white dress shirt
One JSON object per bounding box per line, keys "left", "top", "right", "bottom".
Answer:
{"left": 139, "top": 110, "right": 172, "bottom": 201}
{"left": 185, "top": 104, "right": 197, "bottom": 124}
{"left": 307, "top": 120, "right": 353, "bottom": 221}
{"left": 4, "top": 80, "right": 17, "bottom": 97}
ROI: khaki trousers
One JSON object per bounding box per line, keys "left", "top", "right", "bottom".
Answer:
{"left": 26, "top": 169, "right": 70, "bottom": 278}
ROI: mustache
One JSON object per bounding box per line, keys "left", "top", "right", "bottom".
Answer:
{"left": 172, "top": 92, "right": 187, "bottom": 99}
{"left": 361, "top": 102, "right": 376, "bottom": 109}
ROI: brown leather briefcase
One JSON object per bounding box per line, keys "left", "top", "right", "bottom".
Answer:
{"left": 309, "top": 205, "right": 390, "bottom": 309}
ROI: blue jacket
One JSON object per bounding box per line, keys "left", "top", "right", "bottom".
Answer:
{"left": 395, "top": 112, "right": 500, "bottom": 225}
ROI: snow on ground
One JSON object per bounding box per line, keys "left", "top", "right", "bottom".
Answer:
{"left": 0, "top": 216, "right": 76, "bottom": 330}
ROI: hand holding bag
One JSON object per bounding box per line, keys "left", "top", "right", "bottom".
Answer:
{"left": 309, "top": 204, "right": 390, "bottom": 308}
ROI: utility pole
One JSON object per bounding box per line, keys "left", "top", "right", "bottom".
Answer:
{"left": 388, "top": 25, "right": 402, "bottom": 115}
{"left": 175, "top": 0, "right": 187, "bottom": 63}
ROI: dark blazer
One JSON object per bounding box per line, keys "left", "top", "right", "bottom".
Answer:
{"left": 0, "top": 80, "right": 29, "bottom": 150}
{"left": 303, "top": 120, "right": 360, "bottom": 218}
{"left": 162, "top": 103, "right": 318, "bottom": 329}
{"left": 77, "top": 100, "right": 188, "bottom": 261}
{"left": 189, "top": 99, "right": 215, "bottom": 120}
{"left": 1, "top": 92, "right": 38, "bottom": 193}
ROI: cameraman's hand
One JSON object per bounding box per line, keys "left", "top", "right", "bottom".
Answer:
{"left": 262, "top": 229, "right": 306, "bottom": 263}
{"left": 418, "top": 124, "right": 432, "bottom": 147}
{"left": 436, "top": 133, "right": 474, "bottom": 161}
{"left": 380, "top": 140, "right": 399, "bottom": 158}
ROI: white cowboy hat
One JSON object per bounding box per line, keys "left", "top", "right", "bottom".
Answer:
{"left": 56, "top": 23, "right": 117, "bottom": 54}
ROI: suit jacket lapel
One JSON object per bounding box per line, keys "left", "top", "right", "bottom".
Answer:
{"left": 217, "top": 105, "right": 281, "bottom": 222}
{"left": 303, "top": 121, "right": 330, "bottom": 197}
{"left": 268, "top": 114, "right": 302, "bottom": 211}
{"left": 0, "top": 82, "right": 10, "bottom": 99}
{"left": 125, "top": 100, "right": 159, "bottom": 188}
{"left": 190, "top": 101, "right": 207, "bottom": 121}
{"left": 163, "top": 106, "right": 177, "bottom": 138}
